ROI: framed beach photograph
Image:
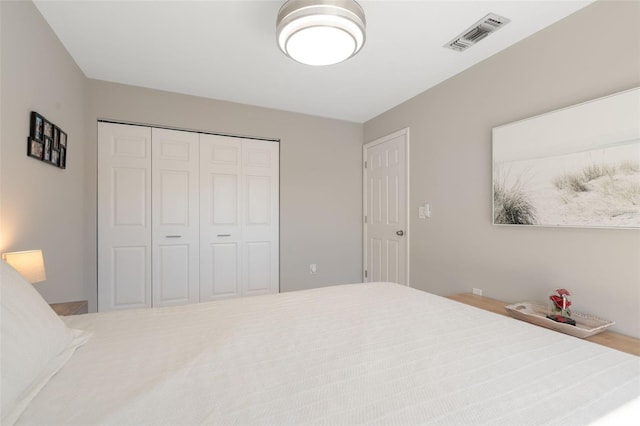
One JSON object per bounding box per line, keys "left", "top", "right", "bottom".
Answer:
{"left": 60, "top": 130, "right": 67, "bottom": 148}
{"left": 493, "top": 87, "right": 640, "bottom": 229}
{"left": 30, "top": 112, "right": 44, "bottom": 141}
{"left": 28, "top": 138, "right": 43, "bottom": 159}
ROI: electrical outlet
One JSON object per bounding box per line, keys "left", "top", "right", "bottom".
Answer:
{"left": 472, "top": 288, "right": 483, "bottom": 296}
{"left": 310, "top": 264, "right": 317, "bottom": 274}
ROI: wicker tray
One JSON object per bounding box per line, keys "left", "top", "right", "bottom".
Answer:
{"left": 504, "top": 302, "right": 615, "bottom": 338}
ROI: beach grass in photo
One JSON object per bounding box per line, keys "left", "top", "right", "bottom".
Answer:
{"left": 493, "top": 169, "right": 537, "bottom": 225}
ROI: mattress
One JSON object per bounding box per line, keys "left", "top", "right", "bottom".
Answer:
{"left": 18, "top": 283, "right": 640, "bottom": 425}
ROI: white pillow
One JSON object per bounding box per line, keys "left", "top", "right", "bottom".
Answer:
{"left": 1, "top": 259, "right": 90, "bottom": 425}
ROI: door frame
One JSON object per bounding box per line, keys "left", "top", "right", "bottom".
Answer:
{"left": 362, "top": 128, "right": 410, "bottom": 285}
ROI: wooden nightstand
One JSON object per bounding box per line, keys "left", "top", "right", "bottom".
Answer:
{"left": 446, "top": 293, "right": 640, "bottom": 357}
{"left": 49, "top": 300, "right": 88, "bottom": 316}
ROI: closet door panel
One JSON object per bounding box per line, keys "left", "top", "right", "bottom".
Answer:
{"left": 246, "top": 176, "right": 270, "bottom": 225}
{"left": 158, "top": 171, "right": 190, "bottom": 225}
{"left": 98, "top": 123, "right": 152, "bottom": 311}
{"left": 112, "top": 246, "right": 148, "bottom": 306}
{"left": 242, "top": 140, "right": 279, "bottom": 295}
{"left": 212, "top": 174, "right": 238, "bottom": 224}
{"left": 152, "top": 128, "right": 200, "bottom": 307}
{"left": 201, "top": 242, "right": 240, "bottom": 298}
{"left": 157, "top": 244, "right": 191, "bottom": 301}
{"left": 244, "top": 241, "right": 271, "bottom": 293}
{"left": 112, "top": 168, "right": 148, "bottom": 226}
{"left": 200, "top": 134, "right": 242, "bottom": 300}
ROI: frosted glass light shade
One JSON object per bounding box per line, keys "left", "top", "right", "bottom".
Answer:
{"left": 2, "top": 250, "right": 47, "bottom": 283}
{"left": 277, "top": 0, "right": 366, "bottom": 66}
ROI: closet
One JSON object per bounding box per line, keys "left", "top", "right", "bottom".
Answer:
{"left": 97, "top": 122, "right": 279, "bottom": 312}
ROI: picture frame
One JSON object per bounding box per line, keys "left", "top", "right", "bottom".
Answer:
{"left": 492, "top": 87, "right": 639, "bottom": 229}
{"left": 60, "top": 146, "right": 66, "bottom": 169}
{"left": 53, "top": 126, "right": 60, "bottom": 150}
{"left": 27, "top": 138, "right": 43, "bottom": 159}
{"left": 43, "top": 138, "right": 51, "bottom": 162}
{"left": 51, "top": 149, "right": 59, "bottom": 166}
{"left": 43, "top": 120, "right": 53, "bottom": 139}
{"left": 27, "top": 111, "right": 68, "bottom": 169}
{"left": 30, "top": 112, "right": 44, "bottom": 141}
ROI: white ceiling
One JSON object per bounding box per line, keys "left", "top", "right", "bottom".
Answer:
{"left": 34, "top": 0, "right": 594, "bottom": 123}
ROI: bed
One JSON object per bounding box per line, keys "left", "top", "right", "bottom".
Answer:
{"left": 2, "top": 260, "right": 639, "bottom": 425}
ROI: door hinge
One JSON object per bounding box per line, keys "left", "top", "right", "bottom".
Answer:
{"left": 364, "top": 270, "right": 368, "bottom": 278}
{"left": 364, "top": 161, "right": 367, "bottom": 168}
{"left": 364, "top": 215, "right": 367, "bottom": 223}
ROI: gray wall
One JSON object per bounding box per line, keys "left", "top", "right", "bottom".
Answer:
{"left": 1, "top": 0, "right": 87, "bottom": 304}
{"left": 83, "top": 81, "right": 363, "bottom": 311}
{"left": 364, "top": 0, "right": 640, "bottom": 337}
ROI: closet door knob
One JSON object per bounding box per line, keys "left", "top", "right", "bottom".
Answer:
{"left": 217, "top": 234, "right": 231, "bottom": 237}
{"left": 165, "top": 235, "right": 182, "bottom": 238}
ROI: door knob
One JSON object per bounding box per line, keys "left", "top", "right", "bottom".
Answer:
{"left": 396, "top": 230, "right": 404, "bottom": 236}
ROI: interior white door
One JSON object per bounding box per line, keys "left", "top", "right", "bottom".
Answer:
{"left": 241, "top": 139, "right": 279, "bottom": 296}
{"left": 98, "top": 122, "right": 152, "bottom": 311}
{"left": 199, "top": 134, "right": 243, "bottom": 300}
{"left": 363, "top": 129, "right": 409, "bottom": 285}
{"left": 151, "top": 128, "right": 200, "bottom": 307}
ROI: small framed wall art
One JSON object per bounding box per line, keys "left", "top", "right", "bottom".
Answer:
{"left": 31, "top": 112, "right": 44, "bottom": 141}
{"left": 28, "top": 138, "right": 43, "bottom": 159}
{"left": 28, "top": 111, "right": 66, "bottom": 169}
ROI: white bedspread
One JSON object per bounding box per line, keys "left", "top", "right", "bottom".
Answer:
{"left": 18, "top": 283, "right": 640, "bottom": 425}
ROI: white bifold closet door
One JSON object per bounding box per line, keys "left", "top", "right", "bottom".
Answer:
{"left": 98, "top": 122, "right": 279, "bottom": 312}
{"left": 199, "top": 134, "right": 279, "bottom": 301}
{"left": 151, "top": 128, "right": 200, "bottom": 307}
{"left": 98, "top": 123, "right": 152, "bottom": 311}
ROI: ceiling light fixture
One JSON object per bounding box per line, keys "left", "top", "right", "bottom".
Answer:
{"left": 276, "top": 0, "right": 366, "bottom": 66}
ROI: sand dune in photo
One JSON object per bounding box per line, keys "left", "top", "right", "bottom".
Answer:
{"left": 494, "top": 142, "right": 640, "bottom": 227}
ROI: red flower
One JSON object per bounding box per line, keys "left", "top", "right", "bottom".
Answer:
{"left": 556, "top": 289, "right": 570, "bottom": 296}
{"left": 550, "top": 295, "right": 572, "bottom": 310}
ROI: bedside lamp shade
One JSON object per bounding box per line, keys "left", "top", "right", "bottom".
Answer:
{"left": 2, "top": 250, "right": 47, "bottom": 283}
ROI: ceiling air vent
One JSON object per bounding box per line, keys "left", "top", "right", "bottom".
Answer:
{"left": 444, "top": 13, "right": 510, "bottom": 52}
